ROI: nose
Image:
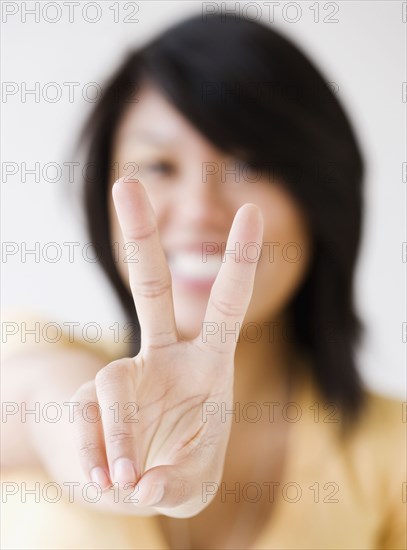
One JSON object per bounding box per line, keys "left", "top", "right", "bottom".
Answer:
{"left": 172, "top": 163, "right": 230, "bottom": 229}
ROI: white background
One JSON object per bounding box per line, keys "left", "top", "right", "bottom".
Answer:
{"left": 1, "top": 1, "right": 406, "bottom": 397}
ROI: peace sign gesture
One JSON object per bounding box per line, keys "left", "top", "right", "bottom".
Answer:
{"left": 72, "top": 176, "right": 263, "bottom": 518}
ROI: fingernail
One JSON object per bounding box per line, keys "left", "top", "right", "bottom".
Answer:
{"left": 90, "top": 467, "right": 111, "bottom": 491}
{"left": 132, "top": 483, "right": 164, "bottom": 507}
{"left": 123, "top": 175, "right": 139, "bottom": 183}
{"left": 112, "top": 458, "right": 136, "bottom": 485}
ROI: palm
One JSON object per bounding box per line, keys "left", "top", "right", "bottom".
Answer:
{"left": 132, "top": 340, "right": 233, "bottom": 472}
{"left": 72, "top": 176, "right": 263, "bottom": 517}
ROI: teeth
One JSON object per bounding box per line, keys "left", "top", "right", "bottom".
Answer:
{"left": 168, "top": 252, "right": 222, "bottom": 280}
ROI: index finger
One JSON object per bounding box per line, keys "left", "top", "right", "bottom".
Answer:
{"left": 112, "top": 177, "right": 178, "bottom": 350}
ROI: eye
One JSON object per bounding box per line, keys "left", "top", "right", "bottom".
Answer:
{"left": 140, "top": 160, "right": 175, "bottom": 177}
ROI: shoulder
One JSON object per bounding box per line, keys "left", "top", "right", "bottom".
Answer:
{"left": 350, "top": 389, "right": 405, "bottom": 457}
{"left": 296, "top": 359, "right": 405, "bottom": 457}
{"left": 339, "top": 389, "right": 406, "bottom": 548}
{"left": 355, "top": 390, "right": 407, "bottom": 549}
{"left": 1, "top": 307, "right": 131, "bottom": 364}
{"left": 297, "top": 367, "right": 405, "bottom": 492}
{"left": 348, "top": 389, "right": 406, "bottom": 500}
{"left": 361, "top": 389, "right": 404, "bottom": 422}
{"left": 300, "top": 377, "right": 406, "bottom": 549}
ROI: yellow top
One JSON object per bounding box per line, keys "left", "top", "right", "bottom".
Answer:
{"left": 1, "top": 310, "right": 406, "bottom": 549}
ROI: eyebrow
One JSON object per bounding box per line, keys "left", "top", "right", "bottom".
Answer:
{"left": 123, "top": 130, "right": 176, "bottom": 146}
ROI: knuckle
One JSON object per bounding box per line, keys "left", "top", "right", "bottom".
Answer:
{"left": 145, "top": 330, "right": 178, "bottom": 350}
{"left": 71, "top": 380, "right": 95, "bottom": 402}
{"left": 78, "top": 441, "right": 101, "bottom": 460}
{"left": 171, "top": 478, "right": 188, "bottom": 506}
{"left": 73, "top": 400, "right": 100, "bottom": 423}
{"left": 209, "top": 295, "right": 244, "bottom": 318}
{"left": 202, "top": 340, "right": 230, "bottom": 355}
{"left": 130, "top": 277, "right": 172, "bottom": 299}
{"left": 106, "top": 428, "right": 136, "bottom": 447}
{"left": 127, "top": 224, "right": 156, "bottom": 242}
{"left": 95, "top": 360, "right": 132, "bottom": 389}
{"left": 194, "top": 335, "right": 230, "bottom": 356}
{"left": 70, "top": 382, "right": 100, "bottom": 424}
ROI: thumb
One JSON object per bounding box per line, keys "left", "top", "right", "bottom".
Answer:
{"left": 130, "top": 462, "right": 218, "bottom": 517}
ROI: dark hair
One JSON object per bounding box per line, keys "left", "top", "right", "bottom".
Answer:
{"left": 79, "top": 14, "right": 365, "bottom": 419}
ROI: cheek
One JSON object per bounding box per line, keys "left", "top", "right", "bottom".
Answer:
{"left": 245, "top": 187, "right": 312, "bottom": 322}
{"left": 248, "top": 239, "right": 310, "bottom": 324}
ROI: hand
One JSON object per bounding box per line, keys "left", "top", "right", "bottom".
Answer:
{"left": 70, "top": 176, "right": 263, "bottom": 518}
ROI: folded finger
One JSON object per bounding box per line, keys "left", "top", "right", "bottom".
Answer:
{"left": 70, "top": 381, "right": 111, "bottom": 491}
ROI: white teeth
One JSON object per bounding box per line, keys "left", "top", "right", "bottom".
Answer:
{"left": 168, "top": 252, "right": 222, "bottom": 280}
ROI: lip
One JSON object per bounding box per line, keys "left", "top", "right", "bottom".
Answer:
{"left": 165, "top": 242, "right": 224, "bottom": 255}
{"left": 170, "top": 271, "right": 216, "bottom": 292}
{"left": 165, "top": 244, "right": 223, "bottom": 292}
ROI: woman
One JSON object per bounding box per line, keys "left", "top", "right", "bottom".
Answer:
{"left": 2, "top": 13, "right": 405, "bottom": 550}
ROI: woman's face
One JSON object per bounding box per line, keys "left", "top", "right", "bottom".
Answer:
{"left": 109, "top": 82, "right": 312, "bottom": 339}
